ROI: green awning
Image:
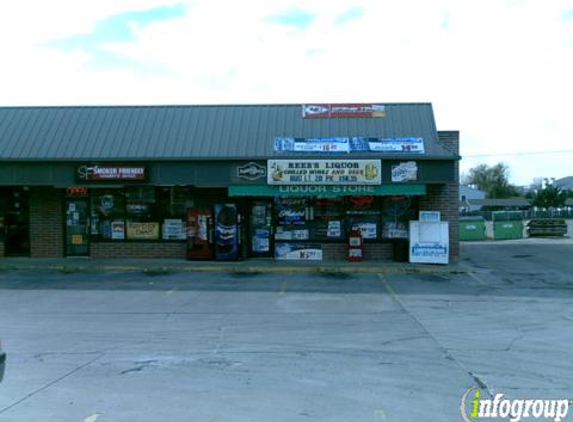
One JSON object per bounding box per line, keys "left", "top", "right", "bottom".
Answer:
{"left": 229, "top": 184, "right": 426, "bottom": 197}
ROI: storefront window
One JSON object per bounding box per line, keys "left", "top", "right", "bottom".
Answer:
{"left": 274, "top": 197, "right": 309, "bottom": 241}
{"left": 125, "top": 187, "right": 159, "bottom": 240}
{"left": 89, "top": 187, "right": 193, "bottom": 242}
{"left": 308, "top": 198, "right": 345, "bottom": 241}
{"left": 90, "top": 189, "right": 126, "bottom": 240}
{"left": 345, "top": 196, "right": 381, "bottom": 241}
{"left": 381, "top": 196, "right": 418, "bottom": 240}
{"left": 271, "top": 195, "right": 419, "bottom": 243}
{"left": 156, "top": 187, "right": 191, "bottom": 240}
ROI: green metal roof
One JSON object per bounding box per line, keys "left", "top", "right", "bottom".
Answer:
{"left": 0, "top": 104, "right": 456, "bottom": 161}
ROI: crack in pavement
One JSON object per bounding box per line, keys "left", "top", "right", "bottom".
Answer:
{"left": 0, "top": 354, "right": 103, "bottom": 415}
{"left": 377, "top": 273, "right": 493, "bottom": 396}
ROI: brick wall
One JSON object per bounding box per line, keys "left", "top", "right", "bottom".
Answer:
{"left": 30, "top": 187, "right": 64, "bottom": 258}
{"left": 321, "top": 243, "right": 393, "bottom": 261}
{"left": 90, "top": 242, "right": 393, "bottom": 261}
{"left": 418, "top": 131, "right": 460, "bottom": 261}
{"left": 90, "top": 242, "right": 187, "bottom": 259}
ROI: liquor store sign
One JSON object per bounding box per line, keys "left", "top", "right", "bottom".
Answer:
{"left": 77, "top": 164, "right": 147, "bottom": 182}
{"left": 268, "top": 160, "right": 381, "bottom": 185}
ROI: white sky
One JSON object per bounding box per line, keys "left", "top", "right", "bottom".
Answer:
{"left": 1, "top": 0, "right": 572, "bottom": 185}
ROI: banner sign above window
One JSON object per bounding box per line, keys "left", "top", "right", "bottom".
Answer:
{"left": 77, "top": 164, "right": 147, "bottom": 182}
{"left": 268, "top": 159, "right": 381, "bottom": 185}
{"left": 274, "top": 137, "right": 350, "bottom": 153}
{"left": 302, "top": 104, "right": 386, "bottom": 118}
{"left": 274, "top": 137, "right": 425, "bottom": 154}
{"left": 229, "top": 184, "right": 426, "bottom": 197}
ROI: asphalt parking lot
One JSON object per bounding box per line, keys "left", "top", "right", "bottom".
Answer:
{"left": 0, "top": 241, "right": 572, "bottom": 422}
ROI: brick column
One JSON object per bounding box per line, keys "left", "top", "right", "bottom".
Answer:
{"left": 30, "top": 187, "right": 64, "bottom": 257}
{"left": 419, "top": 131, "right": 460, "bottom": 261}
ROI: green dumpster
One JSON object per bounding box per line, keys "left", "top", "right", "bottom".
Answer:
{"left": 459, "top": 217, "right": 486, "bottom": 241}
{"left": 492, "top": 211, "right": 524, "bottom": 240}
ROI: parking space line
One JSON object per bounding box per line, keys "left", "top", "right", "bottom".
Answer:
{"left": 377, "top": 273, "right": 488, "bottom": 392}
{"left": 83, "top": 413, "right": 103, "bottom": 422}
{"left": 377, "top": 273, "right": 399, "bottom": 301}
{"left": 466, "top": 271, "right": 487, "bottom": 286}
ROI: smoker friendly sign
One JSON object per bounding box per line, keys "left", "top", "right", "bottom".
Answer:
{"left": 461, "top": 388, "right": 570, "bottom": 422}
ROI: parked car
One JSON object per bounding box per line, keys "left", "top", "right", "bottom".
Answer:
{"left": 0, "top": 340, "right": 5, "bottom": 382}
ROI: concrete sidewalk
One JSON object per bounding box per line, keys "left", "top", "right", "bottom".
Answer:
{"left": 0, "top": 257, "right": 464, "bottom": 275}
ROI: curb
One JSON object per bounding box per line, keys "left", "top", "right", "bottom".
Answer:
{"left": 0, "top": 262, "right": 466, "bottom": 276}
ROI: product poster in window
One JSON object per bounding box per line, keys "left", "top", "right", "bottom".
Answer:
{"left": 252, "top": 229, "right": 270, "bottom": 253}
{"left": 351, "top": 222, "right": 377, "bottom": 239}
{"left": 275, "top": 243, "right": 323, "bottom": 261}
{"left": 111, "top": 220, "right": 125, "bottom": 240}
{"left": 162, "top": 219, "right": 186, "bottom": 240}
{"left": 327, "top": 221, "right": 342, "bottom": 238}
{"left": 127, "top": 222, "right": 159, "bottom": 240}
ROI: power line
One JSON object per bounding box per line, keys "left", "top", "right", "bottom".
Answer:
{"left": 464, "top": 150, "right": 573, "bottom": 158}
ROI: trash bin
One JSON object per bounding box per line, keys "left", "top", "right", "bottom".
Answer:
{"left": 392, "top": 239, "right": 409, "bottom": 262}
{"left": 492, "top": 211, "right": 524, "bottom": 240}
{"left": 459, "top": 216, "right": 486, "bottom": 241}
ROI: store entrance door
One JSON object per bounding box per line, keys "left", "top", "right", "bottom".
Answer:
{"left": 248, "top": 200, "right": 272, "bottom": 258}
{"left": 65, "top": 199, "right": 89, "bottom": 256}
{"left": 2, "top": 188, "right": 30, "bottom": 257}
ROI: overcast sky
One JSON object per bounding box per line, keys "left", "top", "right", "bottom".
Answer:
{"left": 1, "top": 0, "right": 572, "bottom": 185}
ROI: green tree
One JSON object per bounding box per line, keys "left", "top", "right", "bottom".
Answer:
{"left": 527, "top": 185, "right": 568, "bottom": 208}
{"left": 462, "top": 162, "right": 519, "bottom": 199}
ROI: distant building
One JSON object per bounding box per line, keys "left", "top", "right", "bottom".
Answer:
{"left": 555, "top": 176, "right": 573, "bottom": 192}
{"left": 459, "top": 185, "right": 486, "bottom": 212}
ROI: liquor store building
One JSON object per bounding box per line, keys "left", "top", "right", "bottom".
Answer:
{"left": 0, "top": 104, "right": 460, "bottom": 262}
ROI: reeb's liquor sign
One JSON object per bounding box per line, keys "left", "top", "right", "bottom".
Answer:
{"left": 268, "top": 159, "right": 381, "bottom": 185}
{"left": 77, "top": 164, "right": 147, "bottom": 181}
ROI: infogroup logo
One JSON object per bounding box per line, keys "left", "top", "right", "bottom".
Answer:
{"left": 460, "top": 387, "right": 570, "bottom": 422}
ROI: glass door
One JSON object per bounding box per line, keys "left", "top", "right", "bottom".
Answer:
{"left": 2, "top": 188, "right": 30, "bottom": 257}
{"left": 249, "top": 200, "right": 272, "bottom": 257}
{"left": 65, "top": 199, "right": 89, "bottom": 256}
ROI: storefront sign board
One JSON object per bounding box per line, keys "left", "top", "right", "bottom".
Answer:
{"left": 77, "top": 164, "right": 147, "bottom": 181}
{"left": 268, "top": 160, "right": 381, "bottom": 185}
{"left": 367, "top": 138, "right": 424, "bottom": 153}
{"left": 229, "top": 184, "right": 426, "bottom": 197}
{"left": 274, "top": 137, "right": 350, "bottom": 153}
{"left": 274, "top": 137, "right": 424, "bottom": 154}
{"left": 237, "top": 162, "right": 266, "bottom": 180}
{"left": 302, "top": 104, "right": 386, "bottom": 118}
{"left": 391, "top": 161, "right": 418, "bottom": 182}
